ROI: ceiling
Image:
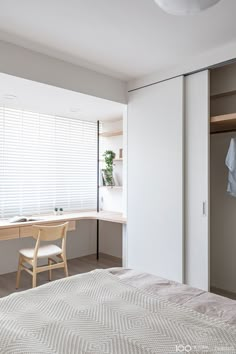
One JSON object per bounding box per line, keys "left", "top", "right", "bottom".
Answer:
{"left": 0, "top": 0, "right": 235, "bottom": 81}
{"left": 0, "top": 73, "right": 124, "bottom": 121}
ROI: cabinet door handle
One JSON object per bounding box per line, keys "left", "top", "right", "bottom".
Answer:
{"left": 202, "top": 201, "right": 207, "bottom": 216}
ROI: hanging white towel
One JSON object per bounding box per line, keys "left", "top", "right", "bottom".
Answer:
{"left": 225, "top": 137, "right": 236, "bottom": 197}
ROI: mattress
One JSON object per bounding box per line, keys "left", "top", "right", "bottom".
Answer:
{"left": 0, "top": 268, "right": 235, "bottom": 354}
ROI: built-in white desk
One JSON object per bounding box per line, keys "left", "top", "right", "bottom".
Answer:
{"left": 0, "top": 211, "right": 127, "bottom": 260}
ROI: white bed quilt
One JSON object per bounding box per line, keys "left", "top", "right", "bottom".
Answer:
{"left": 0, "top": 270, "right": 236, "bottom": 354}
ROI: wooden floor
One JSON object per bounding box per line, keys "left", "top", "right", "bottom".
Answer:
{"left": 0, "top": 253, "right": 122, "bottom": 298}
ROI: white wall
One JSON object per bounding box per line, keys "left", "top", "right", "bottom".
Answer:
{"left": 0, "top": 40, "right": 127, "bottom": 104}
{"left": 0, "top": 220, "right": 96, "bottom": 275}
{"left": 99, "top": 221, "right": 122, "bottom": 259}
{"left": 210, "top": 133, "right": 236, "bottom": 293}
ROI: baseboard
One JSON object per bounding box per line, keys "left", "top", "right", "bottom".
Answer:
{"left": 99, "top": 252, "right": 122, "bottom": 263}
{"left": 67, "top": 248, "right": 96, "bottom": 260}
{"left": 211, "top": 286, "right": 236, "bottom": 300}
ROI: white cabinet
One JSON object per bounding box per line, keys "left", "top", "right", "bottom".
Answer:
{"left": 127, "top": 76, "right": 184, "bottom": 283}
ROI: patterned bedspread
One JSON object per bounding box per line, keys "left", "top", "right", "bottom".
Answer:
{"left": 111, "top": 268, "right": 236, "bottom": 327}
{"left": 0, "top": 269, "right": 236, "bottom": 354}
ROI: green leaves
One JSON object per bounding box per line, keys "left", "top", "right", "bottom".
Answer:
{"left": 102, "top": 150, "right": 116, "bottom": 186}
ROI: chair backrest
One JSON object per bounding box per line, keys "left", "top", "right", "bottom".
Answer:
{"left": 32, "top": 222, "right": 68, "bottom": 242}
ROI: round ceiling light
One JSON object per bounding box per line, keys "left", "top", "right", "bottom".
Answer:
{"left": 154, "top": 0, "right": 221, "bottom": 15}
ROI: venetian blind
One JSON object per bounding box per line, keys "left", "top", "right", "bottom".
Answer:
{"left": 0, "top": 107, "right": 97, "bottom": 218}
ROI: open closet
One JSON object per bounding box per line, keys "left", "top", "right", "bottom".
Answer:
{"left": 184, "top": 66, "right": 236, "bottom": 298}
{"left": 210, "top": 63, "right": 236, "bottom": 299}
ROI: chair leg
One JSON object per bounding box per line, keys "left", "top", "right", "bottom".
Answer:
{"left": 32, "top": 264, "right": 37, "bottom": 288}
{"left": 59, "top": 253, "right": 68, "bottom": 277}
{"left": 48, "top": 259, "right": 52, "bottom": 281}
{"left": 61, "top": 254, "right": 68, "bottom": 277}
{"left": 64, "top": 259, "right": 69, "bottom": 277}
{"left": 16, "top": 255, "right": 22, "bottom": 289}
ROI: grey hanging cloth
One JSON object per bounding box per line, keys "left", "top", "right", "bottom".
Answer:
{"left": 225, "top": 137, "right": 236, "bottom": 197}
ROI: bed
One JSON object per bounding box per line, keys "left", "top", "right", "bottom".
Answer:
{"left": 0, "top": 268, "right": 236, "bottom": 354}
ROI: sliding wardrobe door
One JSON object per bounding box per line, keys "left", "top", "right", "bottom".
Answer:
{"left": 185, "top": 70, "right": 210, "bottom": 291}
{"left": 127, "top": 77, "right": 184, "bottom": 283}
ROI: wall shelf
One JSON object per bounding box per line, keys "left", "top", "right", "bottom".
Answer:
{"left": 99, "top": 130, "right": 123, "bottom": 137}
{"left": 211, "top": 113, "right": 236, "bottom": 134}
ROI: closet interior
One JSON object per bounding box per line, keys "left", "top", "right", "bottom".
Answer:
{"left": 210, "top": 63, "right": 236, "bottom": 299}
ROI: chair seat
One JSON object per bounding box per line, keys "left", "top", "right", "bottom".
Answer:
{"left": 19, "top": 244, "right": 62, "bottom": 259}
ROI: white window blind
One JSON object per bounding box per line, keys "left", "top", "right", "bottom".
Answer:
{"left": 0, "top": 107, "right": 97, "bottom": 218}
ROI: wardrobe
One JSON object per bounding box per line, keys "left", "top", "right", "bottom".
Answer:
{"left": 127, "top": 62, "right": 236, "bottom": 297}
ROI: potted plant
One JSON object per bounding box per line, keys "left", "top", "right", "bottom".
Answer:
{"left": 102, "top": 150, "right": 116, "bottom": 186}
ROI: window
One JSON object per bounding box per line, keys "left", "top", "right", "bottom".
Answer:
{"left": 0, "top": 107, "right": 97, "bottom": 218}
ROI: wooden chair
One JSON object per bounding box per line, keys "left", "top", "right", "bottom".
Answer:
{"left": 16, "top": 222, "right": 69, "bottom": 289}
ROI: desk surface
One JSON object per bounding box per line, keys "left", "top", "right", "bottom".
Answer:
{"left": 0, "top": 211, "right": 127, "bottom": 229}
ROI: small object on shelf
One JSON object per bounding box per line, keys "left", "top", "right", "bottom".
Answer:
{"left": 9, "top": 216, "right": 42, "bottom": 223}
{"left": 59, "top": 208, "right": 63, "bottom": 215}
{"left": 113, "top": 173, "right": 120, "bottom": 186}
{"left": 100, "top": 169, "right": 106, "bottom": 186}
{"left": 102, "top": 170, "right": 115, "bottom": 186}
{"left": 100, "top": 196, "right": 104, "bottom": 211}
{"left": 54, "top": 208, "right": 59, "bottom": 215}
{"left": 119, "top": 148, "right": 123, "bottom": 159}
